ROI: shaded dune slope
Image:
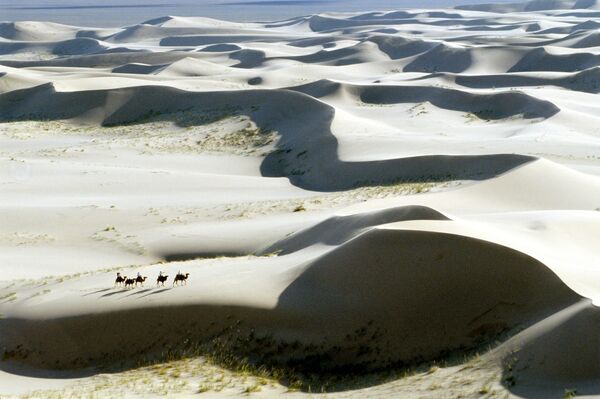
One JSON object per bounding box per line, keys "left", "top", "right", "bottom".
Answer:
{"left": 0, "top": 37, "right": 147, "bottom": 57}
{"left": 0, "top": 83, "right": 538, "bottom": 191}
{"left": 2, "top": 7, "right": 600, "bottom": 395}
{"left": 403, "top": 43, "right": 475, "bottom": 74}
{"left": 289, "top": 78, "right": 560, "bottom": 119}
{"left": 448, "top": 67, "right": 600, "bottom": 93}
{"left": 354, "top": 85, "right": 559, "bottom": 120}
{"left": 261, "top": 205, "right": 450, "bottom": 255}
{"left": 457, "top": 0, "right": 600, "bottom": 12}
{"left": 276, "top": 228, "right": 581, "bottom": 366}
{"left": 509, "top": 47, "right": 600, "bottom": 73}
{"left": 0, "top": 215, "right": 582, "bottom": 379}
{"left": 2, "top": 16, "right": 600, "bottom": 80}
{"left": 0, "top": 21, "right": 81, "bottom": 41}
{"left": 367, "top": 35, "right": 437, "bottom": 60}
{"left": 491, "top": 299, "right": 600, "bottom": 395}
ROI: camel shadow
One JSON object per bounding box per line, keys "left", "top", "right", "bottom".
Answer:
{"left": 82, "top": 288, "right": 111, "bottom": 296}
{"left": 100, "top": 289, "right": 128, "bottom": 298}
{"left": 123, "top": 288, "right": 153, "bottom": 298}
{"left": 138, "top": 288, "right": 171, "bottom": 298}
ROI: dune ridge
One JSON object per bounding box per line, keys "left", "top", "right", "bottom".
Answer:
{"left": 0, "top": 208, "right": 584, "bottom": 373}
{"left": 1, "top": 2, "right": 600, "bottom": 397}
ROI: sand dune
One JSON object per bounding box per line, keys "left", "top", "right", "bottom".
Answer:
{"left": 1, "top": 83, "right": 540, "bottom": 191}
{"left": 2, "top": 2, "right": 600, "bottom": 398}
{"left": 509, "top": 47, "right": 600, "bottom": 72}
{"left": 457, "top": 0, "right": 600, "bottom": 12}
{"left": 0, "top": 222, "right": 582, "bottom": 371}
{"left": 0, "top": 21, "right": 81, "bottom": 41}
{"left": 354, "top": 84, "right": 559, "bottom": 119}
{"left": 498, "top": 300, "right": 600, "bottom": 386}
{"left": 452, "top": 67, "right": 600, "bottom": 93}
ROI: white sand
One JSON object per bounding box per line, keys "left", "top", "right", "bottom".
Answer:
{"left": 1, "top": 0, "right": 600, "bottom": 397}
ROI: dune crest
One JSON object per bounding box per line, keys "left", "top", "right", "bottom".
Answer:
{"left": 1, "top": 2, "right": 600, "bottom": 397}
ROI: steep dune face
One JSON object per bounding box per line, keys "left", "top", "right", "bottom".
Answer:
{"left": 262, "top": 205, "right": 451, "bottom": 255}
{"left": 0, "top": 83, "right": 323, "bottom": 126}
{"left": 404, "top": 44, "right": 474, "bottom": 73}
{"left": 496, "top": 300, "right": 600, "bottom": 386}
{"left": 457, "top": 0, "right": 600, "bottom": 12}
{"left": 0, "top": 21, "right": 80, "bottom": 41}
{"left": 453, "top": 67, "right": 600, "bottom": 93}
{"left": 355, "top": 85, "right": 559, "bottom": 119}
{"left": 570, "top": 31, "right": 600, "bottom": 48}
{"left": 0, "top": 214, "right": 582, "bottom": 372}
{"left": 2, "top": 3, "right": 600, "bottom": 397}
{"left": 277, "top": 228, "right": 581, "bottom": 363}
{"left": 51, "top": 38, "right": 109, "bottom": 56}
{"left": 367, "top": 36, "right": 437, "bottom": 60}
{"left": 0, "top": 83, "right": 537, "bottom": 191}
{"left": 509, "top": 47, "right": 600, "bottom": 72}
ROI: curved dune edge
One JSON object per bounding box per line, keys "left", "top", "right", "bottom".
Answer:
{"left": 492, "top": 299, "right": 600, "bottom": 391}
{"left": 2, "top": 4, "right": 600, "bottom": 396}
{"left": 0, "top": 213, "right": 585, "bottom": 383}
{"left": 1, "top": 159, "right": 599, "bottom": 390}
{"left": 0, "top": 83, "right": 537, "bottom": 191}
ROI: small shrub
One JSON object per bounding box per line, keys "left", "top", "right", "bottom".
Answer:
{"left": 198, "top": 384, "right": 211, "bottom": 393}
{"left": 564, "top": 388, "right": 577, "bottom": 398}
{"left": 293, "top": 204, "right": 306, "bottom": 212}
{"left": 504, "top": 375, "right": 516, "bottom": 387}
{"left": 243, "top": 383, "right": 262, "bottom": 394}
{"left": 0, "top": 292, "right": 17, "bottom": 302}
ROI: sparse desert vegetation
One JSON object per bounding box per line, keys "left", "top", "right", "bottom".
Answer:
{"left": 2, "top": 1, "right": 600, "bottom": 398}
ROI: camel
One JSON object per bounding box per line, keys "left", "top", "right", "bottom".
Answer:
{"left": 124, "top": 278, "right": 135, "bottom": 289}
{"left": 135, "top": 275, "right": 147, "bottom": 287}
{"left": 114, "top": 273, "right": 127, "bottom": 287}
{"left": 173, "top": 272, "right": 190, "bottom": 286}
{"left": 156, "top": 273, "right": 168, "bottom": 286}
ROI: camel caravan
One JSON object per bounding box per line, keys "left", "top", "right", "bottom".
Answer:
{"left": 114, "top": 271, "right": 190, "bottom": 288}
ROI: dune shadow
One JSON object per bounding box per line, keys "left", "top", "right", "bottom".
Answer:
{"left": 403, "top": 44, "right": 473, "bottom": 73}
{"left": 0, "top": 360, "right": 96, "bottom": 379}
{"left": 0, "top": 232, "right": 593, "bottom": 393}
{"left": 0, "top": 303, "right": 438, "bottom": 391}
{"left": 162, "top": 251, "right": 244, "bottom": 262}
{"left": 349, "top": 83, "right": 560, "bottom": 119}
{"left": 508, "top": 47, "right": 600, "bottom": 73}
{"left": 261, "top": 205, "right": 449, "bottom": 255}
{"left": 303, "top": 14, "right": 508, "bottom": 34}
{"left": 497, "top": 300, "right": 600, "bottom": 397}
{"left": 0, "top": 84, "right": 542, "bottom": 192}
{"left": 437, "top": 67, "right": 600, "bottom": 94}
{"left": 0, "top": 10, "right": 598, "bottom": 396}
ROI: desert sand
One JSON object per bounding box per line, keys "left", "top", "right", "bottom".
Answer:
{"left": 1, "top": 0, "right": 600, "bottom": 397}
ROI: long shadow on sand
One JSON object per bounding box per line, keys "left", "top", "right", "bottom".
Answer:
{"left": 1, "top": 233, "right": 598, "bottom": 396}
{"left": 82, "top": 288, "right": 111, "bottom": 296}
{"left": 100, "top": 289, "right": 129, "bottom": 298}
{"left": 0, "top": 83, "right": 545, "bottom": 192}
{"left": 138, "top": 288, "right": 171, "bottom": 298}
{"left": 123, "top": 288, "right": 153, "bottom": 298}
